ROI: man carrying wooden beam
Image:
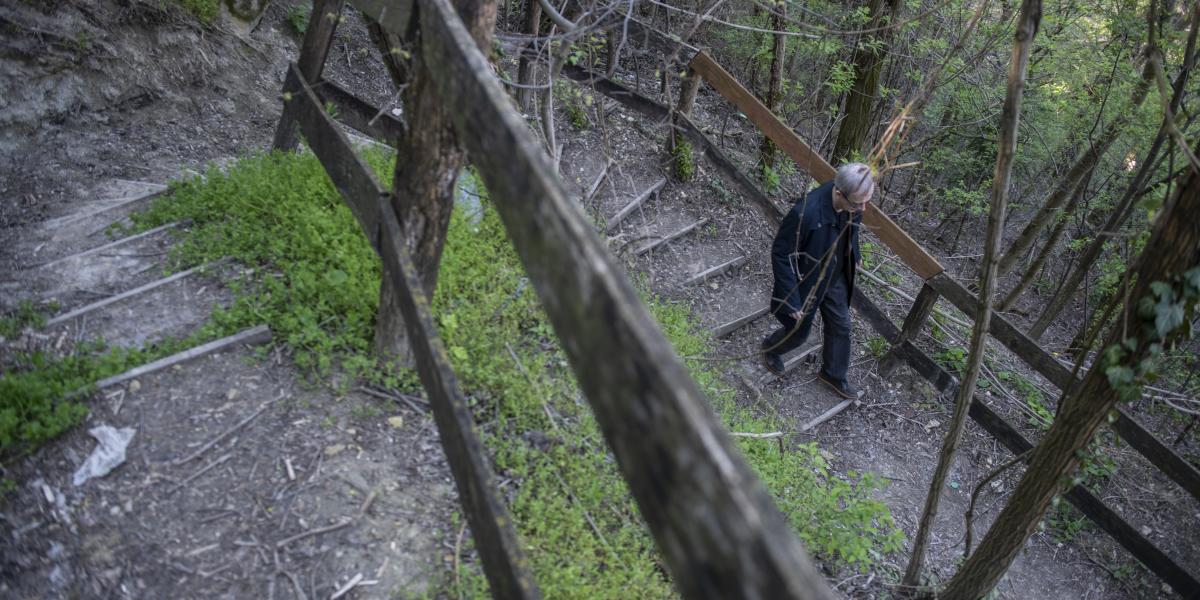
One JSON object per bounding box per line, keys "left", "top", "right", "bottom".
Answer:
{"left": 763, "top": 163, "right": 874, "bottom": 399}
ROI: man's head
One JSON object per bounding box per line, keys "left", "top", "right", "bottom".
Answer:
{"left": 832, "top": 163, "right": 875, "bottom": 213}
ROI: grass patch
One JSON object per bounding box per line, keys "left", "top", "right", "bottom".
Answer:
{"left": 9, "top": 150, "right": 903, "bottom": 593}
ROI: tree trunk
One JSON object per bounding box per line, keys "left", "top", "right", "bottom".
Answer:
{"left": 995, "top": 61, "right": 1155, "bottom": 277}
{"left": 758, "top": 3, "right": 786, "bottom": 170}
{"left": 940, "top": 143, "right": 1200, "bottom": 600}
{"left": 516, "top": 0, "right": 542, "bottom": 113}
{"left": 997, "top": 171, "right": 1089, "bottom": 311}
{"left": 901, "top": 0, "right": 1039, "bottom": 589}
{"left": 831, "top": 0, "right": 902, "bottom": 163}
{"left": 374, "top": 0, "right": 499, "bottom": 363}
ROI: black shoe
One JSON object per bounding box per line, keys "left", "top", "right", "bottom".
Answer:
{"left": 764, "top": 353, "right": 785, "bottom": 376}
{"left": 762, "top": 330, "right": 782, "bottom": 352}
{"left": 818, "top": 372, "right": 859, "bottom": 400}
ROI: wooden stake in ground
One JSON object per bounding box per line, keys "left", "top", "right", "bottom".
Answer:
{"left": 901, "top": 0, "right": 1040, "bottom": 590}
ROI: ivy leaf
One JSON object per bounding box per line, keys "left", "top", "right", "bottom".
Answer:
{"left": 1155, "top": 302, "right": 1184, "bottom": 339}
{"left": 324, "top": 269, "right": 348, "bottom": 286}
{"left": 1105, "top": 365, "right": 1134, "bottom": 388}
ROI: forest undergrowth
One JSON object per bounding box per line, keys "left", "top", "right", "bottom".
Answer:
{"left": 1, "top": 150, "right": 904, "bottom": 596}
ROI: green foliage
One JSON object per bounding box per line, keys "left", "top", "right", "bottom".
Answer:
{"left": 935, "top": 345, "right": 967, "bottom": 373}
{"left": 174, "top": 0, "right": 220, "bottom": 23}
{"left": 866, "top": 335, "right": 888, "bottom": 359}
{"left": 671, "top": 140, "right": 695, "bottom": 182}
{"left": 0, "top": 301, "right": 48, "bottom": 339}
{"left": 286, "top": 3, "right": 310, "bottom": 34}
{"left": 760, "top": 163, "right": 781, "bottom": 194}
{"left": 108, "top": 151, "right": 902, "bottom": 594}
{"left": 996, "top": 370, "right": 1052, "bottom": 429}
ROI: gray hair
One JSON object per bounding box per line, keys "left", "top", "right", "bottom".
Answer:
{"left": 834, "top": 163, "right": 875, "bottom": 198}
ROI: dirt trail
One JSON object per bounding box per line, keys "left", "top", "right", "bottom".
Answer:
{"left": 1, "top": 0, "right": 1194, "bottom": 598}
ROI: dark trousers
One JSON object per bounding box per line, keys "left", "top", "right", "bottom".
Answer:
{"left": 764, "top": 272, "right": 853, "bottom": 384}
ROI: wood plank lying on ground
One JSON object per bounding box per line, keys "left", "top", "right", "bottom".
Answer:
{"left": 925, "top": 272, "right": 1200, "bottom": 503}
{"left": 607, "top": 177, "right": 666, "bottom": 233}
{"left": 45, "top": 259, "right": 226, "bottom": 326}
{"left": 45, "top": 184, "right": 168, "bottom": 229}
{"left": 800, "top": 399, "right": 854, "bottom": 432}
{"left": 282, "top": 52, "right": 540, "bottom": 600}
{"left": 31, "top": 222, "right": 181, "bottom": 269}
{"left": 584, "top": 159, "right": 613, "bottom": 204}
{"left": 712, "top": 306, "right": 769, "bottom": 338}
{"left": 684, "top": 255, "right": 747, "bottom": 286}
{"left": 96, "top": 325, "right": 272, "bottom": 389}
{"left": 635, "top": 218, "right": 708, "bottom": 255}
{"left": 420, "top": 0, "right": 837, "bottom": 595}
{"left": 851, "top": 289, "right": 1200, "bottom": 596}
{"left": 555, "top": 62, "right": 785, "bottom": 227}
{"left": 311, "top": 80, "right": 407, "bottom": 147}
{"left": 688, "top": 51, "right": 944, "bottom": 280}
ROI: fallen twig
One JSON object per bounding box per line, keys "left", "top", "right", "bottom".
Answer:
{"left": 276, "top": 519, "right": 353, "bottom": 550}
{"left": 167, "top": 453, "right": 233, "bottom": 496}
{"left": 172, "top": 400, "right": 276, "bottom": 466}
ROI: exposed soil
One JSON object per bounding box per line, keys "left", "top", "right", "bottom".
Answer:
{"left": 1, "top": 0, "right": 1196, "bottom": 598}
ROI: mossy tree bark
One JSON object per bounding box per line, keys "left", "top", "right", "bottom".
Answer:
{"left": 758, "top": 3, "right": 786, "bottom": 171}
{"left": 831, "top": 0, "right": 902, "bottom": 163}
{"left": 373, "top": 0, "right": 499, "bottom": 364}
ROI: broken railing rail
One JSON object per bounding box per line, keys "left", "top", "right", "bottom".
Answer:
{"left": 681, "top": 49, "right": 1200, "bottom": 595}
{"left": 276, "top": 60, "right": 540, "bottom": 598}
{"left": 273, "top": 0, "right": 841, "bottom": 598}
{"left": 685, "top": 50, "right": 1200, "bottom": 503}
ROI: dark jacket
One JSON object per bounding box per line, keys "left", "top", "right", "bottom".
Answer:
{"left": 770, "top": 181, "right": 862, "bottom": 314}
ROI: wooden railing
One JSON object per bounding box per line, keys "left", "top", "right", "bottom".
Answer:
{"left": 271, "top": 0, "right": 1199, "bottom": 594}
{"left": 272, "top": 0, "right": 840, "bottom": 598}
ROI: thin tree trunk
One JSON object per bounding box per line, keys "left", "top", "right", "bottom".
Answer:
{"left": 901, "top": 0, "right": 1040, "bottom": 589}
{"left": 995, "top": 61, "right": 1155, "bottom": 277}
{"left": 374, "top": 0, "right": 499, "bottom": 362}
{"left": 832, "top": 0, "right": 902, "bottom": 163}
{"left": 1030, "top": 4, "right": 1198, "bottom": 337}
{"left": 758, "top": 3, "right": 786, "bottom": 170}
{"left": 940, "top": 142, "right": 1200, "bottom": 600}
{"left": 516, "top": 0, "right": 542, "bottom": 113}
{"left": 997, "top": 172, "right": 1090, "bottom": 311}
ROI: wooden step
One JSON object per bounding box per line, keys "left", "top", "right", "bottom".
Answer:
{"left": 684, "top": 255, "right": 747, "bottom": 286}
{"left": 607, "top": 177, "right": 666, "bottom": 233}
{"left": 635, "top": 218, "right": 708, "bottom": 256}
{"left": 712, "top": 306, "right": 768, "bottom": 338}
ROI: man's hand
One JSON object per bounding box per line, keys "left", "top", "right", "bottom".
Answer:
{"left": 789, "top": 310, "right": 804, "bottom": 321}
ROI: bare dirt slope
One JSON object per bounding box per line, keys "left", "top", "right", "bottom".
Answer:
{"left": 1, "top": 0, "right": 1196, "bottom": 598}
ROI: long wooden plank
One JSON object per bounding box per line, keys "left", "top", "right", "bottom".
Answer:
{"left": 285, "top": 57, "right": 540, "bottom": 600}
{"left": 688, "top": 52, "right": 944, "bottom": 280}
{"left": 96, "top": 325, "right": 272, "bottom": 388}
{"left": 281, "top": 63, "right": 388, "bottom": 252}
{"left": 419, "top": 0, "right": 837, "bottom": 596}
{"left": 712, "top": 306, "right": 769, "bottom": 338}
{"left": 348, "top": 0, "right": 416, "bottom": 40}
{"left": 685, "top": 255, "right": 747, "bottom": 286}
{"left": 607, "top": 177, "right": 666, "bottom": 233}
{"left": 635, "top": 218, "right": 708, "bottom": 255}
{"left": 312, "top": 80, "right": 407, "bottom": 147}
{"left": 45, "top": 260, "right": 223, "bottom": 326}
{"left": 926, "top": 272, "right": 1200, "bottom": 503}
{"left": 851, "top": 289, "right": 1200, "bottom": 595}
{"left": 689, "top": 52, "right": 835, "bottom": 182}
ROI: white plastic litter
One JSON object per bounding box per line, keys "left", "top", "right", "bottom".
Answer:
{"left": 72, "top": 425, "right": 136, "bottom": 486}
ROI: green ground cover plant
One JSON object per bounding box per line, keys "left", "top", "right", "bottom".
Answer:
{"left": 12, "top": 150, "right": 903, "bottom": 594}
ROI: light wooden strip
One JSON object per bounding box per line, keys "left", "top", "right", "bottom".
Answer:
{"left": 95, "top": 325, "right": 271, "bottom": 388}
{"left": 606, "top": 177, "right": 666, "bottom": 233}
{"left": 712, "top": 306, "right": 768, "bottom": 338}
{"left": 45, "top": 260, "right": 225, "bottom": 326}
{"left": 684, "top": 255, "right": 747, "bottom": 286}
{"left": 635, "top": 217, "right": 708, "bottom": 255}
{"left": 32, "top": 222, "right": 180, "bottom": 269}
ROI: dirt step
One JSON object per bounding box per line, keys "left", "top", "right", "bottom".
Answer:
{"left": 1, "top": 344, "right": 453, "bottom": 598}
{"left": 43, "top": 261, "right": 239, "bottom": 349}
{"left": 3, "top": 223, "right": 184, "bottom": 311}
{"left": 14, "top": 180, "right": 168, "bottom": 267}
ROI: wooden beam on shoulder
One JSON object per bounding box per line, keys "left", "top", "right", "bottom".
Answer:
{"left": 418, "top": 0, "right": 837, "bottom": 596}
